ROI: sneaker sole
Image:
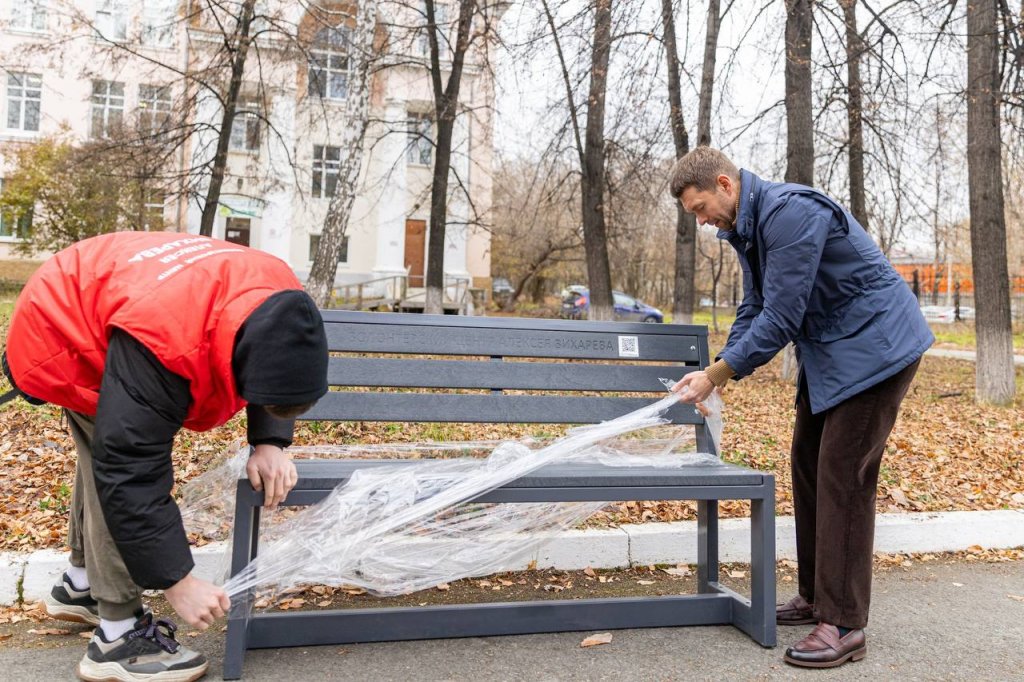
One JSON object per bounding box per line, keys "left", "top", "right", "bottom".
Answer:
{"left": 784, "top": 645, "right": 867, "bottom": 668}
{"left": 76, "top": 659, "right": 209, "bottom": 682}
{"left": 41, "top": 596, "right": 100, "bottom": 627}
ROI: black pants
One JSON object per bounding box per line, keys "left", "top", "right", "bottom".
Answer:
{"left": 790, "top": 359, "right": 920, "bottom": 629}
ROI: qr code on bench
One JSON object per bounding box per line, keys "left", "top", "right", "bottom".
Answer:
{"left": 617, "top": 335, "right": 639, "bottom": 357}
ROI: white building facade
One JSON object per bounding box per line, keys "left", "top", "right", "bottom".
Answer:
{"left": 0, "top": 1, "right": 495, "bottom": 294}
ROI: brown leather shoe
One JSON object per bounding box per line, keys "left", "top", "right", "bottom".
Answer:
{"left": 776, "top": 594, "right": 816, "bottom": 625}
{"left": 784, "top": 623, "right": 867, "bottom": 668}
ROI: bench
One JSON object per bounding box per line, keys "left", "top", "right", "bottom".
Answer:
{"left": 223, "top": 311, "right": 776, "bottom": 679}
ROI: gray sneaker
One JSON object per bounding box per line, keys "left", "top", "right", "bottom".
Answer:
{"left": 77, "top": 613, "right": 208, "bottom": 682}
{"left": 43, "top": 572, "right": 100, "bottom": 626}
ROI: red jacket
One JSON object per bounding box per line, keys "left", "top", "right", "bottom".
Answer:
{"left": 6, "top": 232, "right": 302, "bottom": 431}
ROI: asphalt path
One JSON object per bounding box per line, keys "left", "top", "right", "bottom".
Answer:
{"left": 2, "top": 558, "right": 1022, "bottom": 681}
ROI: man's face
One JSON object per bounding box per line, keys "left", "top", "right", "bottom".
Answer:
{"left": 679, "top": 175, "right": 736, "bottom": 230}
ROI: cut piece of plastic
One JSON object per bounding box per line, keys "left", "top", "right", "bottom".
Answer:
{"left": 180, "top": 391, "right": 724, "bottom": 603}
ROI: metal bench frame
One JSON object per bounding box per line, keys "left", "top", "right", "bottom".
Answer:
{"left": 223, "top": 312, "right": 776, "bottom": 679}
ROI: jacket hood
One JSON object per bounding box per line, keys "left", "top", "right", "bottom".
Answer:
{"left": 232, "top": 290, "right": 329, "bottom": 406}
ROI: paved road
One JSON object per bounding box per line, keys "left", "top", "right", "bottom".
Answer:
{"left": 2, "top": 559, "right": 1022, "bottom": 680}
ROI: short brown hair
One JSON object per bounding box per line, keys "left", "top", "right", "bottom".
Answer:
{"left": 668, "top": 146, "right": 739, "bottom": 198}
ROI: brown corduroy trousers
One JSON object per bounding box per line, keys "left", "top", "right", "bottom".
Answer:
{"left": 790, "top": 359, "right": 920, "bottom": 629}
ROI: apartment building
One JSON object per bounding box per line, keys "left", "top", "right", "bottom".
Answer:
{"left": 0, "top": 1, "right": 495, "bottom": 293}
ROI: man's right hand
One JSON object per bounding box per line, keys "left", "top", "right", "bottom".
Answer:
{"left": 164, "top": 573, "right": 230, "bottom": 629}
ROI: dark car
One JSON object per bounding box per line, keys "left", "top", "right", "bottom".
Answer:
{"left": 560, "top": 287, "right": 664, "bottom": 323}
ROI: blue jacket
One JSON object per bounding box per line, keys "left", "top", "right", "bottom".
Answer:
{"left": 718, "top": 170, "right": 933, "bottom": 414}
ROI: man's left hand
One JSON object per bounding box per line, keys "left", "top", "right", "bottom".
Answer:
{"left": 247, "top": 444, "right": 298, "bottom": 508}
{"left": 671, "top": 371, "right": 716, "bottom": 404}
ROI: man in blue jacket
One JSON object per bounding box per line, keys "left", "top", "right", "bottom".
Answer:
{"left": 669, "top": 147, "right": 933, "bottom": 669}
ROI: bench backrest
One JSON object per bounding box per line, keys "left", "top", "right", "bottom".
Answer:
{"left": 303, "top": 311, "right": 716, "bottom": 455}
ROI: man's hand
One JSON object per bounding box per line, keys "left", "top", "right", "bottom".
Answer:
{"left": 671, "top": 371, "right": 716, "bottom": 404}
{"left": 247, "top": 444, "right": 298, "bottom": 508}
{"left": 164, "top": 574, "right": 230, "bottom": 630}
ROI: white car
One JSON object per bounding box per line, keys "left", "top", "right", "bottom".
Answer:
{"left": 920, "top": 305, "right": 974, "bottom": 323}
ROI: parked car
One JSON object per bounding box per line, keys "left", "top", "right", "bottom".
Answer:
{"left": 920, "top": 305, "right": 975, "bottom": 323}
{"left": 560, "top": 287, "right": 664, "bottom": 323}
{"left": 491, "top": 277, "right": 514, "bottom": 306}
{"left": 492, "top": 277, "right": 514, "bottom": 296}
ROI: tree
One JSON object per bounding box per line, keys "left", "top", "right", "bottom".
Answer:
{"left": 306, "top": 1, "right": 381, "bottom": 306}
{"left": 839, "top": 0, "right": 866, "bottom": 230}
{"left": 0, "top": 136, "right": 169, "bottom": 255}
{"left": 784, "top": 0, "right": 814, "bottom": 185}
{"left": 781, "top": 0, "right": 814, "bottom": 383}
{"left": 196, "top": 0, "right": 257, "bottom": 237}
{"left": 966, "top": 0, "right": 1016, "bottom": 404}
{"left": 423, "top": 0, "right": 478, "bottom": 314}
{"left": 579, "top": 0, "right": 615, "bottom": 320}
{"left": 490, "top": 158, "right": 584, "bottom": 311}
{"left": 660, "top": 0, "right": 696, "bottom": 324}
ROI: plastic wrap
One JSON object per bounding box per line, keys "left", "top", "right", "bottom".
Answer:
{"left": 178, "top": 391, "right": 719, "bottom": 604}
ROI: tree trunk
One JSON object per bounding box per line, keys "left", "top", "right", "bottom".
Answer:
{"left": 661, "top": 0, "right": 695, "bottom": 324}
{"left": 199, "top": 0, "right": 256, "bottom": 237}
{"left": 424, "top": 0, "right": 476, "bottom": 314}
{"left": 966, "top": 0, "right": 1016, "bottom": 405}
{"left": 580, "top": 0, "right": 615, "bottom": 321}
{"left": 781, "top": 0, "right": 814, "bottom": 383}
{"left": 784, "top": 0, "right": 813, "bottom": 186}
{"left": 841, "top": 0, "right": 867, "bottom": 230}
{"left": 306, "top": 0, "right": 379, "bottom": 306}
{"left": 696, "top": 0, "right": 721, "bottom": 147}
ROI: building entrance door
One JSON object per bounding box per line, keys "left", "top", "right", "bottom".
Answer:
{"left": 404, "top": 219, "right": 426, "bottom": 287}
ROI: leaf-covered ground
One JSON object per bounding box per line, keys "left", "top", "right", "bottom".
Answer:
{"left": 2, "top": 351, "right": 1021, "bottom": 553}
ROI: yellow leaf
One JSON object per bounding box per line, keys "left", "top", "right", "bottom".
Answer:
{"left": 580, "top": 632, "right": 613, "bottom": 647}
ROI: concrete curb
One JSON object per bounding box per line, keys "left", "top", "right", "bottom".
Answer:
{"left": 2, "top": 509, "right": 1022, "bottom": 605}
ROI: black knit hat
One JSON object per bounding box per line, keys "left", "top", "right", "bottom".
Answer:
{"left": 232, "top": 290, "right": 329, "bottom": 406}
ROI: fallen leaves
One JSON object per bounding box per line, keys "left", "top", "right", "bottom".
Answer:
{"left": 1, "top": 349, "right": 1021, "bottom": 554}
{"left": 1008, "top": 594, "right": 1024, "bottom": 603}
{"left": 27, "top": 627, "right": 70, "bottom": 636}
{"left": 580, "top": 632, "right": 613, "bottom": 648}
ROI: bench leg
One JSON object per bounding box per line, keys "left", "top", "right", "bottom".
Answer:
{"left": 697, "top": 499, "right": 719, "bottom": 593}
{"left": 748, "top": 480, "right": 777, "bottom": 646}
{"left": 223, "top": 490, "right": 261, "bottom": 680}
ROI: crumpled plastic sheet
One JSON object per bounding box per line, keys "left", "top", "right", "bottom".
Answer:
{"left": 178, "top": 391, "right": 723, "bottom": 604}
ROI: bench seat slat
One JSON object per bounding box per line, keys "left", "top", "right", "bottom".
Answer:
{"left": 327, "top": 358, "right": 696, "bottom": 391}
{"left": 288, "top": 459, "right": 762, "bottom": 490}
{"left": 300, "top": 392, "right": 706, "bottom": 424}
{"left": 324, "top": 322, "right": 700, "bottom": 362}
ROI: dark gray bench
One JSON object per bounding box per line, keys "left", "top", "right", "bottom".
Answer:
{"left": 223, "top": 312, "right": 776, "bottom": 679}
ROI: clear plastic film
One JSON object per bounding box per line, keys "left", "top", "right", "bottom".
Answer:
{"left": 178, "top": 389, "right": 724, "bottom": 605}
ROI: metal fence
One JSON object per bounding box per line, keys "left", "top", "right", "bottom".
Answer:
{"left": 902, "top": 271, "right": 1024, "bottom": 321}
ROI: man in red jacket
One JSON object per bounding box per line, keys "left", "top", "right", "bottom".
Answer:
{"left": 2, "top": 232, "right": 329, "bottom": 682}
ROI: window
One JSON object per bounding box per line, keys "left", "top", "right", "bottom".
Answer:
{"left": 229, "top": 101, "right": 261, "bottom": 152}
{"left": 307, "top": 26, "right": 352, "bottom": 100}
{"left": 91, "top": 80, "right": 124, "bottom": 138}
{"left": 406, "top": 113, "right": 433, "bottom": 165}
{"left": 225, "top": 217, "right": 251, "bottom": 246}
{"left": 95, "top": 0, "right": 128, "bottom": 41}
{"left": 309, "top": 233, "right": 348, "bottom": 263}
{"left": 311, "top": 145, "right": 341, "bottom": 198}
{"left": 10, "top": 0, "right": 47, "bottom": 31}
{"left": 0, "top": 180, "right": 32, "bottom": 240}
{"left": 417, "top": 1, "right": 449, "bottom": 57}
{"left": 6, "top": 73, "right": 42, "bottom": 132}
{"left": 613, "top": 292, "right": 635, "bottom": 307}
{"left": 141, "top": 0, "right": 176, "bottom": 47}
{"left": 138, "top": 84, "right": 172, "bottom": 135}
